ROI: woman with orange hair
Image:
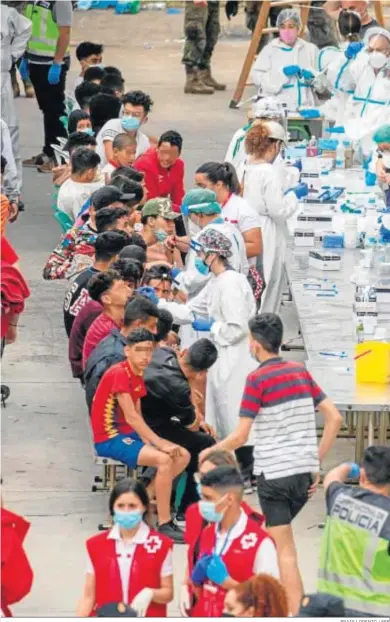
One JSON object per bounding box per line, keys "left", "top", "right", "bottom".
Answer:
{"left": 223, "top": 573, "right": 289, "bottom": 617}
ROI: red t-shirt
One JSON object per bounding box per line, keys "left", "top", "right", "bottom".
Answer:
{"left": 0, "top": 237, "right": 19, "bottom": 265}
{"left": 82, "top": 313, "right": 121, "bottom": 369}
{"left": 133, "top": 148, "right": 185, "bottom": 213}
{"left": 91, "top": 360, "right": 147, "bottom": 443}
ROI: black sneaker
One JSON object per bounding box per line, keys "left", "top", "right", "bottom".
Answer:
{"left": 175, "top": 511, "right": 186, "bottom": 524}
{"left": 158, "top": 520, "right": 185, "bottom": 543}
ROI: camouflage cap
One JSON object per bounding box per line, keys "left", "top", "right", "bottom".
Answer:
{"left": 141, "top": 198, "right": 179, "bottom": 220}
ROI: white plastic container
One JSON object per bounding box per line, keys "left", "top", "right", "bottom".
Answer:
{"left": 343, "top": 214, "right": 358, "bottom": 249}
{"left": 335, "top": 141, "right": 345, "bottom": 169}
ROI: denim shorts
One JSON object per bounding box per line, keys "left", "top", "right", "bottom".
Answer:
{"left": 95, "top": 432, "right": 145, "bottom": 469}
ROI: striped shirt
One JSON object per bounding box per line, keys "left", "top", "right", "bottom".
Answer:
{"left": 240, "top": 357, "right": 325, "bottom": 479}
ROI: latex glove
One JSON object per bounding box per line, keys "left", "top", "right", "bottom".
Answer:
{"left": 327, "top": 126, "right": 345, "bottom": 134}
{"left": 179, "top": 584, "right": 191, "bottom": 617}
{"left": 225, "top": 0, "right": 238, "bottom": 20}
{"left": 301, "top": 68, "right": 315, "bottom": 81}
{"left": 347, "top": 462, "right": 360, "bottom": 479}
{"left": 19, "top": 57, "right": 29, "bottom": 81}
{"left": 192, "top": 316, "right": 214, "bottom": 332}
{"left": 170, "top": 266, "right": 181, "bottom": 279}
{"left": 299, "top": 108, "right": 321, "bottom": 119}
{"left": 290, "top": 182, "right": 309, "bottom": 199}
{"left": 130, "top": 588, "right": 154, "bottom": 617}
{"left": 283, "top": 65, "right": 301, "bottom": 77}
{"left": 48, "top": 62, "right": 62, "bottom": 85}
{"left": 206, "top": 555, "right": 229, "bottom": 586}
{"left": 365, "top": 171, "right": 377, "bottom": 187}
{"left": 136, "top": 286, "right": 159, "bottom": 305}
{"left": 345, "top": 41, "right": 364, "bottom": 60}
{"left": 191, "top": 554, "right": 213, "bottom": 586}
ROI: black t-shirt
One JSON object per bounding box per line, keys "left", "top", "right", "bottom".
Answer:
{"left": 63, "top": 267, "right": 99, "bottom": 337}
{"left": 360, "top": 18, "right": 380, "bottom": 39}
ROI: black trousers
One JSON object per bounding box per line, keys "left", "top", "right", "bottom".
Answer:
{"left": 151, "top": 420, "right": 215, "bottom": 513}
{"left": 28, "top": 63, "right": 68, "bottom": 158}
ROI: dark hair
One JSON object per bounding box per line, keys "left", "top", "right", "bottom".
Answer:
{"left": 71, "top": 147, "right": 100, "bottom": 175}
{"left": 65, "top": 131, "right": 97, "bottom": 154}
{"left": 111, "top": 166, "right": 144, "bottom": 184}
{"left": 101, "top": 73, "right": 125, "bottom": 96}
{"left": 89, "top": 93, "right": 121, "bottom": 134}
{"left": 119, "top": 245, "right": 147, "bottom": 266}
{"left": 155, "top": 308, "right": 173, "bottom": 343}
{"left": 124, "top": 295, "right": 159, "bottom": 328}
{"left": 199, "top": 449, "right": 239, "bottom": 469}
{"left": 362, "top": 446, "right": 390, "bottom": 485}
{"left": 123, "top": 90, "right": 154, "bottom": 115}
{"left": 94, "top": 230, "right": 130, "bottom": 262}
{"left": 68, "top": 110, "right": 90, "bottom": 134}
{"left": 103, "top": 65, "right": 123, "bottom": 78}
{"left": 1, "top": 156, "right": 6, "bottom": 175}
{"left": 76, "top": 41, "right": 103, "bottom": 61}
{"left": 338, "top": 9, "right": 361, "bottom": 41}
{"left": 143, "top": 265, "right": 173, "bottom": 286}
{"left": 200, "top": 465, "right": 244, "bottom": 491}
{"left": 196, "top": 161, "right": 241, "bottom": 195}
{"left": 95, "top": 206, "right": 130, "bottom": 233}
{"left": 110, "top": 176, "right": 144, "bottom": 207}
{"left": 122, "top": 232, "right": 147, "bottom": 251}
{"left": 233, "top": 575, "right": 289, "bottom": 617}
{"left": 109, "top": 477, "right": 149, "bottom": 517}
{"left": 84, "top": 65, "right": 104, "bottom": 83}
{"left": 158, "top": 130, "right": 183, "bottom": 153}
{"left": 126, "top": 327, "right": 155, "bottom": 346}
{"left": 88, "top": 269, "right": 121, "bottom": 301}
{"left": 111, "top": 258, "right": 143, "bottom": 286}
{"left": 185, "top": 338, "right": 218, "bottom": 372}
{"left": 249, "top": 313, "right": 283, "bottom": 354}
{"left": 113, "top": 133, "right": 137, "bottom": 151}
{"left": 75, "top": 81, "right": 100, "bottom": 110}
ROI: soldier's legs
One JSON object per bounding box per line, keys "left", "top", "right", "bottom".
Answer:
{"left": 182, "top": 2, "right": 214, "bottom": 94}
{"left": 199, "top": 1, "right": 226, "bottom": 91}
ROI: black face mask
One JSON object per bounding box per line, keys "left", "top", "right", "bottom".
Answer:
{"left": 222, "top": 614, "right": 235, "bottom": 618}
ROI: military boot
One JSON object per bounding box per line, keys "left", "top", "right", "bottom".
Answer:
{"left": 198, "top": 68, "right": 226, "bottom": 91}
{"left": 10, "top": 67, "right": 20, "bottom": 98}
{"left": 184, "top": 71, "right": 214, "bottom": 95}
{"left": 23, "top": 79, "right": 35, "bottom": 98}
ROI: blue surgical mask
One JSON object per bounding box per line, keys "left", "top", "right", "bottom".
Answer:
{"left": 195, "top": 257, "right": 210, "bottom": 276}
{"left": 199, "top": 500, "right": 224, "bottom": 523}
{"left": 155, "top": 229, "right": 168, "bottom": 243}
{"left": 81, "top": 128, "right": 94, "bottom": 136}
{"left": 113, "top": 509, "right": 143, "bottom": 530}
{"left": 122, "top": 116, "right": 141, "bottom": 132}
{"left": 196, "top": 482, "right": 202, "bottom": 497}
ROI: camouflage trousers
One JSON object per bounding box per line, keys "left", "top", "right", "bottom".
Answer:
{"left": 182, "top": 0, "right": 221, "bottom": 72}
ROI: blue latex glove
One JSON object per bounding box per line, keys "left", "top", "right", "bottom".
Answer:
{"left": 19, "top": 57, "right": 29, "bottom": 81}
{"left": 181, "top": 203, "right": 189, "bottom": 217}
{"left": 365, "top": 171, "right": 377, "bottom": 187}
{"left": 192, "top": 317, "right": 214, "bottom": 332}
{"left": 136, "top": 286, "right": 159, "bottom": 305}
{"left": 347, "top": 462, "right": 360, "bottom": 479}
{"left": 191, "top": 554, "right": 213, "bottom": 586}
{"left": 206, "top": 555, "right": 229, "bottom": 586}
{"left": 345, "top": 41, "right": 364, "bottom": 59}
{"left": 48, "top": 62, "right": 62, "bottom": 85}
{"left": 327, "top": 126, "right": 345, "bottom": 134}
{"left": 291, "top": 182, "right": 309, "bottom": 199}
{"left": 299, "top": 108, "right": 321, "bottom": 119}
{"left": 170, "top": 266, "right": 181, "bottom": 280}
{"left": 283, "top": 64, "right": 301, "bottom": 77}
{"left": 301, "top": 69, "right": 315, "bottom": 81}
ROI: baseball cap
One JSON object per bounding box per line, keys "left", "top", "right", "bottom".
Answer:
{"left": 91, "top": 185, "right": 135, "bottom": 210}
{"left": 266, "top": 120, "right": 288, "bottom": 143}
{"left": 298, "top": 594, "right": 345, "bottom": 617}
{"left": 142, "top": 198, "right": 179, "bottom": 220}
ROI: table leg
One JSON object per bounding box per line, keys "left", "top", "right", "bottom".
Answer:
{"left": 355, "top": 412, "right": 365, "bottom": 463}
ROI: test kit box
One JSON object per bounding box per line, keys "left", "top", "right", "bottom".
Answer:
{"left": 297, "top": 214, "right": 333, "bottom": 230}
{"left": 294, "top": 229, "right": 315, "bottom": 247}
{"left": 309, "top": 250, "right": 341, "bottom": 271}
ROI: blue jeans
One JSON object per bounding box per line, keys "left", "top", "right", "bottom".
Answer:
{"left": 95, "top": 432, "right": 144, "bottom": 469}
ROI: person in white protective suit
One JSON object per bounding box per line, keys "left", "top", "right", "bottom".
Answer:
{"left": 175, "top": 188, "right": 248, "bottom": 348}
{"left": 251, "top": 8, "right": 319, "bottom": 112}
{"left": 0, "top": 4, "right": 32, "bottom": 197}
{"left": 344, "top": 27, "right": 390, "bottom": 158}
{"left": 194, "top": 227, "right": 257, "bottom": 440}
{"left": 1, "top": 120, "right": 19, "bottom": 216}
{"left": 242, "top": 121, "right": 303, "bottom": 315}
{"left": 315, "top": 10, "right": 364, "bottom": 125}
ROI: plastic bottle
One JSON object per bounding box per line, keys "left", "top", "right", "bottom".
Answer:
{"left": 344, "top": 214, "right": 358, "bottom": 249}
{"left": 356, "top": 319, "right": 365, "bottom": 344}
{"left": 307, "top": 136, "right": 318, "bottom": 157}
{"left": 336, "top": 140, "right": 345, "bottom": 169}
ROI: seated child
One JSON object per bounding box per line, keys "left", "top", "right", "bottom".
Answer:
{"left": 74, "top": 82, "right": 101, "bottom": 114}
{"left": 74, "top": 41, "right": 104, "bottom": 92}
{"left": 101, "top": 133, "right": 137, "bottom": 180}
{"left": 57, "top": 148, "right": 103, "bottom": 221}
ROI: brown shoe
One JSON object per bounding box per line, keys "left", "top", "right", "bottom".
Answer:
{"left": 23, "top": 153, "right": 46, "bottom": 168}
{"left": 38, "top": 158, "right": 56, "bottom": 173}
{"left": 199, "top": 68, "right": 226, "bottom": 91}
{"left": 184, "top": 71, "right": 214, "bottom": 95}
{"left": 23, "top": 80, "right": 35, "bottom": 98}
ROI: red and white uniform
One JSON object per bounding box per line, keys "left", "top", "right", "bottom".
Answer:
{"left": 195, "top": 509, "right": 279, "bottom": 617}
{"left": 1, "top": 508, "right": 33, "bottom": 617}
{"left": 86, "top": 521, "right": 173, "bottom": 617}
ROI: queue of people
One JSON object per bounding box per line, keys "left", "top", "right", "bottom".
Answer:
{"left": 1, "top": 1, "right": 390, "bottom": 618}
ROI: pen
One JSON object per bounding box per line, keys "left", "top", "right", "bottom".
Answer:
{"left": 319, "top": 351, "right": 347, "bottom": 358}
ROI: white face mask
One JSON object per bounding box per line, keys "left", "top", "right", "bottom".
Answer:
{"left": 368, "top": 51, "right": 388, "bottom": 70}
{"left": 382, "top": 152, "right": 390, "bottom": 168}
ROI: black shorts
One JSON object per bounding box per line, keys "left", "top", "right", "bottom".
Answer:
{"left": 256, "top": 472, "right": 313, "bottom": 527}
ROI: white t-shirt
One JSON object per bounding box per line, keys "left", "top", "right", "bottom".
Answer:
{"left": 86, "top": 522, "right": 172, "bottom": 605}
{"left": 222, "top": 194, "right": 262, "bottom": 267}
{"left": 57, "top": 177, "right": 104, "bottom": 221}
{"left": 101, "top": 161, "right": 116, "bottom": 180}
{"left": 96, "top": 119, "right": 150, "bottom": 166}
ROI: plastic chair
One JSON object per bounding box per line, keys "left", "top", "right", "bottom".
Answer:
{"left": 51, "top": 185, "right": 60, "bottom": 211}
{"left": 54, "top": 210, "right": 73, "bottom": 233}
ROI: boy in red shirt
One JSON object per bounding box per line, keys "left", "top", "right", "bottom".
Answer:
{"left": 91, "top": 328, "right": 190, "bottom": 542}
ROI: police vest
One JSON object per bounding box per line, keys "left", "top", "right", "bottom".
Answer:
{"left": 25, "top": 1, "right": 68, "bottom": 61}
{"left": 318, "top": 487, "right": 390, "bottom": 617}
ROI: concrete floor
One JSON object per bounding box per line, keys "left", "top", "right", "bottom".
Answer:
{"left": 2, "top": 6, "right": 357, "bottom": 616}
